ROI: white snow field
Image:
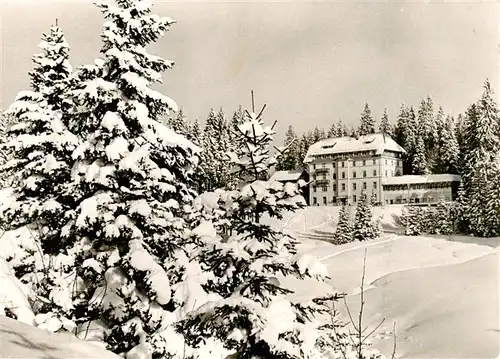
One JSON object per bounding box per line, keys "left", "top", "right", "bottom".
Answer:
{"left": 0, "top": 193, "right": 498, "bottom": 358}
{"left": 265, "top": 206, "right": 500, "bottom": 359}
{"left": 0, "top": 315, "right": 120, "bottom": 359}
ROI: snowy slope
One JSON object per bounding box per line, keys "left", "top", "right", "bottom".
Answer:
{"left": 263, "top": 204, "right": 404, "bottom": 235}
{"left": 268, "top": 206, "right": 500, "bottom": 358}
{"left": 271, "top": 206, "right": 500, "bottom": 359}
{"left": 283, "top": 236, "right": 499, "bottom": 358}
{"left": 0, "top": 316, "right": 120, "bottom": 358}
{"left": 348, "top": 250, "right": 499, "bottom": 359}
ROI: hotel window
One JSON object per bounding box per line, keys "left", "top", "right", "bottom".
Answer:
{"left": 362, "top": 160, "right": 366, "bottom": 166}
{"left": 385, "top": 170, "right": 388, "bottom": 177}
{"left": 342, "top": 172, "right": 345, "bottom": 179}
{"left": 363, "top": 170, "right": 367, "bottom": 178}
{"left": 322, "top": 186, "right": 328, "bottom": 192}
{"left": 373, "top": 181, "right": 377, "bottom": 189}
{"left": 323, "top": 197, "right": 327, "bottom": 205}
{"left": 353, "top": 183, "right": 357, "bottom": 190}
{"left": 373, "top": 170, "right": 377, "bottom": 176}
{"left": 333, "top": 184, "right": 337, "bottom": 191}
{"left": 333, "top": 163, "right": 336, "bottom": 168}
{"left": 341, "top": 161, "right": 345, "bottom": 167}
{"left": 313, "top": 186, "right": 317, "bottom": 192}
{"left": 333, "top": 173, "right": 337, "bottom": 179}
{"left": 353, "top": 195, "right": 357, "bottom": 203}
{"left": 353, "top": 171, "right": 357, "bottom": 178}
{"left": 373, "top": 159, "right": 376, "bottom": 165}
{"left": 342, "top": 183, "right": 346, "bottom": 191}
{"left": 363, "top": 182, "right": 367, "bottom": 190}
{"left": 313, "top": 164, "right": 316, "bottom": 169}
{"left": 385, "top": 160, "right": 388, "bottom": 164}
{"left": 313, "top": 197, "right": 317, "bottom": 205}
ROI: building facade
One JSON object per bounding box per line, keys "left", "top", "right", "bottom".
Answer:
{"left": 304, "top": 134, "right": 405, "bottom": 206}
{"left": 382, "top": 174, "right": 461, "bottom": 205}
{"left": 304, "top": 133, "right": 461, "bottom": 206}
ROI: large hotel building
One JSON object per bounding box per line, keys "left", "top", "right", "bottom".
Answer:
{"left": 303, "top": 133, "right": 460, "bottom": 206}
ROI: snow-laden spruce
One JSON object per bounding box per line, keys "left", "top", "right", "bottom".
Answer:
{"left": 2, "top": 1, "right": 201, "bottom": 357}
{"left": 353, "top": 193, "right": 382, "bottom": 241}
{"left": 197, "top": 108, "right": 235, "bottom": 192}
{"left": 0, "top": 23, "right": 79, "bottom": 325}
{"left": 178, "top": 105, "right": 334, "bottom": 358}
{"left": 334, "top": 205, "right": 353, "bottom": 244}
{"left": 457, "top": 80, "right": 500, "bottom": 237}
{"left": 64, "top": 1, "right": 203, "bottom": 356}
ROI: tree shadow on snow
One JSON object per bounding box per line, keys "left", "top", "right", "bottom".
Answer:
{"left": 1, "top": 327, "right": 62, "bottom": 359}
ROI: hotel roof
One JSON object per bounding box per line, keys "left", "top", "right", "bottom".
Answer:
{"left": 381, "top": 174, "right": 461, "bottom": 186}
{"left": 269, "top": 170, "right": 305, "bottom": 182}
{"left": 304, "top": 133, "right": 406, "bottom": 163}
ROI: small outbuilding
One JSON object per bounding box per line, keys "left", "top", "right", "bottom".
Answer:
{"left": 269, "top": 169, "right": 310, "bottom": 205}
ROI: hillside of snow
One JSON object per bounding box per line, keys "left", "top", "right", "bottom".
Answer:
{"left": 0, "top": 316, "right": 120, "bottom": 359}
{"left": 269, "top": 205, "right": 500, "bottom": 358}
{"left": 263, "top": 204, "right": 404, "bottom": 235}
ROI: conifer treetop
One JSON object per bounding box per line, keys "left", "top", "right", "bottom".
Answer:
{"left": 29, "top": 25, "right": 72, "bottom": 107}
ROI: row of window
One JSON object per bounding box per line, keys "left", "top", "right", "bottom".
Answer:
{"left": 311, "top": 193, "right": 378, "bottom": 205}
{"left": 383, "top": 182, "right": 454, "bottom": 191}
{"left": 313, "top": 181, "right": 378, "bottom": 192}
{"left": 385, "top": 196, "right": 451, "bottom": 204}
{"left": 313, "top": 169, "right": 395, "bottom": 181}
{"left": 313, "top": 158, "right": 401, "bottom": 169}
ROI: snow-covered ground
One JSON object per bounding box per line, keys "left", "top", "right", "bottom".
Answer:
{"left": 0, "top": 315, "right": 120, "bottom": 358}
{"left": 268, "top": 206, "right": 500, "bottom": 359}
{"left": 1, "top": 199, "right": 498, "bottom": 358}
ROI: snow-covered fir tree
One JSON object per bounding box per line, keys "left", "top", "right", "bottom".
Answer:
{"left": 352, "top": 192, "right": 380, "bottom": 241}
{"left": 312, "top": 126, "right": 326, "bottom": 143}
{"left": 452, "top": 181, "right": 467, "bottom": 228}
{"left": 29, "top": 24, "right": 74, "bottom": 112}
{"left": 412, "top": 136, "right": 430, "bottom": 175}
{"left": 378, "top": 108, "right": 392, "bottom": 136}
{"left": 199, "top": 108, "right": 234, "bottom": 191}
{"left": 296, "top": 133, "right": 310, "bottom": 170}
{"left": 189, "top": 118, "right": 202, "bottom": 146}
{"left": 394, "top": 104, "right": 417, "bottom": 174}
{"left": 358, "top": 103, "right": 375, "bottom": 136}
{"left": 165, "top": 108, "right": 191, "bottom": 138}
{"left": 178, "top": 101, "right": 335, "bottom": 358}
{"left": 413, "top": 96, "right": 437, "bottom": 174}
{"left": 436, "top": 115, "right": 459, "bottom": 174}
{"left": 334, "top": 205, "right": 352, "bottom": 244}
{"left": 0, "top": 23, "right": 77, "bottom": 318}
{"left": 5, "top": 2, "right": 203, "bottom": 357}
{"left": 327, "top": 122, "right": 337, "bottom": 138}
{"left": 400, "top": 206, "right": 423, "bottom": 236}
{"left": 0, "top": 112, "right": 18, "bottom": 179}
{"left": 458, "top": 80, "right": 500, "bottom": 237}
{"left": 276, "top": 125, "right": 298, "bottom": 171}
{"left": 429, "top": 200, "right": 453, "bottom": 235}
{"left": 337, "top": 119, "right": 350, "bottom": 137}
{"left": 230, "top": 105, "right": 244, "bottom": 140}
{"left": 466, "top": 157, "right": 500, "bottom": 237}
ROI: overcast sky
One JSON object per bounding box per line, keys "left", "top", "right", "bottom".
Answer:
{"left": 1, "top": 0, "right": 498, "bottom": 143}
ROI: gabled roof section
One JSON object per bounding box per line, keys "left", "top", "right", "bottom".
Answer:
{"left": 304, "top": 133, "right": 406, "bottom": 163}
{"left": 269, "top": 170, "right": 305, "bottom": 182}
{"left": 381, "top": 174, "right": 461, "bottom": 186}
